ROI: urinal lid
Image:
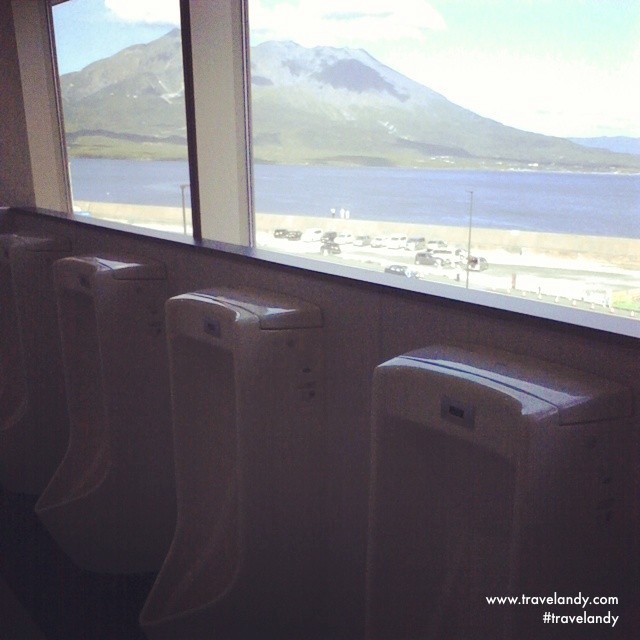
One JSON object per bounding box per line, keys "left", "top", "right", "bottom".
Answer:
{"left": 188, "top": 288, "right": 322, "bottom": 329}
{"left": 93, "top": 256, "right": 166, "bottom": 280}
{"left": 0, "top": 234, "right": 71, "bottom": 251}
{"left": 24, "top": 236, "right": 72, "bottom": 252}
{"left": 400, "top": 344, "right": 632, "bottom": 425}
{"left": 53, "top": 256, "right": 166, "bottom": 281}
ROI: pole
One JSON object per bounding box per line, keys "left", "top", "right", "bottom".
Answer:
{"left": 180, "top": 183, "right": 189, "bottom": 234}
{"left": 466, "top": 190, "right": 474, "bottom": 289}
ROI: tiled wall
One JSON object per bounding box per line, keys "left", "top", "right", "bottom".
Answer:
{"left": 2, "top": 208, "right": 638, "bottom": 638}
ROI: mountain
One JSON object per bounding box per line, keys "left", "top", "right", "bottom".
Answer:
{"left": 568, "top": 136, "right": 640, "bottom": 156}
{"left": 249, "top": 41, "right": 638, "bottom": 171}
{"left": 59, "top": 32, "right": 640, "bottom": 172}
{"left": 60, "top": 29, "right": 187, "bottom": 159}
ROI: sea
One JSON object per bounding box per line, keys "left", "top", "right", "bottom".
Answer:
{"left": 69, "top": 158, "right": 640, "bottom": 239}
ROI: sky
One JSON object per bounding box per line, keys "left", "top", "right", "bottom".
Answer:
{"left": 53, "top": 0, "right": 640, "bottom": 138}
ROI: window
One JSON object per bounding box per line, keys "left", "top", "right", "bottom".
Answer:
{"left": 43, "top": 1, "right": 640, "bottom": 337}
{"left": 50, "top": 0, "right": 192, "bottom": 235}
{"left": 246, "top": 0, "right": 640, "bottom": 328}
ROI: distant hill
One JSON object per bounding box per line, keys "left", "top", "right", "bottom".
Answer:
{"left": 568, "top": 136, "right": 640, "bottom": 156}
{"left": 59, "top": 31, "right": 640, "bottom": 172}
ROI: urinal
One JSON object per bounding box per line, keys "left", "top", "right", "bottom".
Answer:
{"left": 366, "top": 344, "right": 633, "bottom": 640}
{"left": 0, "top": 233, "right": 71, "bottom": 495}
{"left": 35, "top": 256, "right": 175, "bottom": 574}
{"left": 139, "top": 288, "right": 324, "bottom": 640}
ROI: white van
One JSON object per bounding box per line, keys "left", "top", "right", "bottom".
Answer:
{"left": 335, "top": 232, "right": 354, "bottom": 245}
{"left": 387, "top": 234, "right": 408, "bottom": 250}
{"left": 301, "top": 228, "right": 323, "bottom": 242}
{"left": 405, "top": 236, "right": 426, "bottom": 251}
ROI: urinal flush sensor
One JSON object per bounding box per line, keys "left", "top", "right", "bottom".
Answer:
{"left": 440, "top": 395, "right": 475, "bottom": 429}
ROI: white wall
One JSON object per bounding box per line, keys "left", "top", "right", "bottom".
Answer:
{"left": 0, "top": 1, "right": 35, "bottom": 208}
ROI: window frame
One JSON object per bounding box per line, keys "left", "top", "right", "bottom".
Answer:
{"left": 182, "top": 0, "right": 253, "bottom": 246}
{"left": 23, "top": 0, "right": 640, "bottom": 340}
{"left": 12, "top": 0, "right": 71, "bottom": 212}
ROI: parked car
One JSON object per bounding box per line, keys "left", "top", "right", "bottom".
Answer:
{"left": 370, "top": 235, "right": 387, "bottom": 248}
{"left": 426, "top": 239, "right": 447, "bottom": 251}
{"left": 387, "top": 234, "right": 408, "bottom": 250}
{"left": 321, "top": 231, "right": 338, "bottom": 242}
{"left": 405, "top": 236, "right": 426, "bottom": 251}
{"left": 301, "top": 228, "right": 323, "bottom": 242}
{"left": 384, "top": 264, "right": 420, "bottom": 278}
{"left": 273, "top": 228, "right": 289, "bottom": 238}
{"left": 285, "top": 230, "right": 302, "bottom": 241}
{"left": 335, "top": 232, "right": 354, "bottom": 245}
{"left": 466, "top": 256, "right": 489, "bottom": 271}
{"left": 320, "top": 241, "right": 341, "bottom": 255}
{"left": 430, "top": 249, "right": 461, "bottom": 266}
{"left": 353, "top": 235, "right": 371, "bottom": 247}
{"left": 415, "top": 251, "right": 451, "bottom": 267}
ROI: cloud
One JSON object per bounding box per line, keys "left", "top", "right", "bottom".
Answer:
{"left": 104, "top": 0, "right": 180, "bottom": 26}
{"left": 249, "top": 0, "right": 446, "bottom": 47}
{"left": 399, "top": 49, "right": 640, "bottom": 137}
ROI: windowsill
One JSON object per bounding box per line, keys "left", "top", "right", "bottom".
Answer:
{"left": 4, "top": 206, "right": 639, "bottom": 341}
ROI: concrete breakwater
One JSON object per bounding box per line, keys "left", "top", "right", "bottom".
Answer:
{"left": 258, "top": 214, "right": 640, "bottom": 265}
{"left": 75, "top": 201, "right": 640, "bottom": 265}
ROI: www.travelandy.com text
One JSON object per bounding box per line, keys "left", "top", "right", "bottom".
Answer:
{"left": 485, "top": 592, "right": 619, "bottom": 628}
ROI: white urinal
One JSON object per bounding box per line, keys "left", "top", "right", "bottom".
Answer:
{"left": 366, "top": 344, "right": 633, "bottom": 640}
{"left": 0, "top": 233, "right": 71, "bottom": 495}
{"left": 139, "top": 288, "right": 324, "bottom": 640}
{"left": 35, "top": 256, "right": 175, "bottom": 574}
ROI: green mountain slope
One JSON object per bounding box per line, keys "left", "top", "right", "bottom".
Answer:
{"left": 60, "top": 29, "right": 187, "bottom": 159}
{"left": 59, "top": 32, "right": 640, "bottom": 172}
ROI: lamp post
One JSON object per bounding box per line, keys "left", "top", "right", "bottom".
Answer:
{"left": 466, "top": 190, "right": 474, "bottom": 289}
{"left": 179, "top": 183, "right": 190, "bottom": 234}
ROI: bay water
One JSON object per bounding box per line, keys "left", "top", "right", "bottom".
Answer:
{"left": 69, "top": 158, "right": 640, "bottom": 238}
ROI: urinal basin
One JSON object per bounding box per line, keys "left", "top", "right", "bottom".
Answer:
{"left": 0, "top": 233, "right": 71, "bottom": 494}
{"left": 140, "top": 288, "right": 324, "bottom": 639}
{"left": 35, "top": 255, "right": 175, "bottom": 573}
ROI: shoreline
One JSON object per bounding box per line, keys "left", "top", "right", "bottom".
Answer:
{"left": 70, "top": 155, "right": 640, "bottom": 176}
{"left": 75, "top": 200, "right": 640, "bottom": 260}
{"left": 75, "top": 200, "right": 640, "bottom": 264}
{"left": 257, "top": 213, "right": 640, "bottom": 266}
{"left": 74, "top": 200, "right": 640, "bottom": 314}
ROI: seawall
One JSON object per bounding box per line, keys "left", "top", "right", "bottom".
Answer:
{"left": 75, "top": 201, "right": 640, "bottom": 264}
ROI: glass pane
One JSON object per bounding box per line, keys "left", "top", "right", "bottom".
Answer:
{"left": 248, "top": 0, "right": 640, "bottom": 322}
{"left": 51, "top": 0, "right": 192, "bottom": 235}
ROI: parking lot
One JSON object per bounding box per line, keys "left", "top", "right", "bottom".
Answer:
{"left": 257, "top": 227, "right": 640, "bottom": 316}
